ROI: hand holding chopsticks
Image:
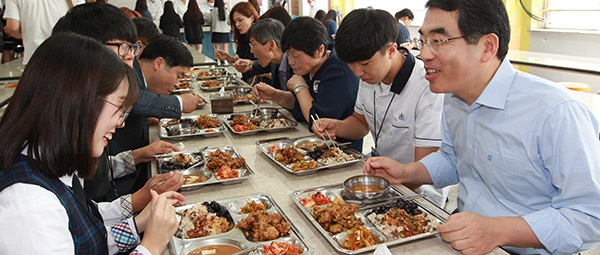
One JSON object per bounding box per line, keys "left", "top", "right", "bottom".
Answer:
{"left": 310, "top": 114, "right": 337, "bottom": 149}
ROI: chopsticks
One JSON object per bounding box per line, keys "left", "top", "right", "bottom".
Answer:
{"left": 310, "top": 114, "right": 337, "bottom": 149}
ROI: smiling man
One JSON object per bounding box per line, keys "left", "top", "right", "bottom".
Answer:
{"left": 363, "top": 0, "right": 600, "bottom": 254}
{"left": 313, "top": 8, "right": 448, "bottom": 208}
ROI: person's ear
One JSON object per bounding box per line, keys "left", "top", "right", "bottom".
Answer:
{"left": 153, "top": 56, "right": 165, "bottom": 71}
{"left": 480, "top": 33, "right": 499, "bottom": 63}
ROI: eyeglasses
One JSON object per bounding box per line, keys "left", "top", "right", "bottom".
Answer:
{"left": 100, "top": 98, "right": 132, "bottom": 127}
{"left": 416, "top": 35, "right": 470, "bottom": 53}
{"left": 105, "top": 42, "right": 141, "bottom": 57}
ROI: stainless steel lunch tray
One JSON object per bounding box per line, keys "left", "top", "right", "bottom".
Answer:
{"left": 291, "top": 184, "right": 446, "bottom": 254}
{"left": 211, "top": 86, "right": 255, "bottom": 104}
{"left": 256, "top": 136, "right": 364, "bottom": 175}
{"left": 168, "top": 193, "right": 310, "bottom": 255}
{"left": 157, "top": 146, "right": 254, "bottom": 191}
{"left": 159, "top": 114, "right": 225, "bottom": 140}
{"left": 221, "top": 108, "right": 298, "bottom": 135}
{"left": 191, "top": 67, "right": 229, "bottom": 80}
{"left": 199, "top": 77, "right": 243, "bottom": 92}
{"left": 173, "top": 78, "right": 193, "bottom": 94}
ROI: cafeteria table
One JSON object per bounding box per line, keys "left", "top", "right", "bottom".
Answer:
{"left": 150, "top": 69, "right": 510, "bottom": 255}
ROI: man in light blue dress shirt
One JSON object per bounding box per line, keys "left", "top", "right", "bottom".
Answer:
{"left": 364, "top": 0, "right": 600, "bottom": 254}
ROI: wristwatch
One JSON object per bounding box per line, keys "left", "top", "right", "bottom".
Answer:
{"left": 293, "top": 84, "right": 309, "bottom": 94}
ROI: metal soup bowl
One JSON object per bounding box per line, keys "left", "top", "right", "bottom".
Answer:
{"left": 343, "top": 175, "right": 390, "bottom": 200}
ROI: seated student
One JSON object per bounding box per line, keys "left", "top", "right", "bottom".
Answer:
{"left": 0, "top": 32, "right": 185, "bottom": 255}
{"left": 395, "top": 8, "right": 415, "bottom": 50}
{"left": 52, "top": 3, "right": 195, "bottom": 198}
{"left": 253, "top": 17, "right": 362, "bottom": 151}
{"left": 312, "top": 8, "right": 449, "bottom": 208}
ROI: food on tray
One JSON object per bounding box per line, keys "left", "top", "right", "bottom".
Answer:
{"left": 295, "top": 141, "right": 326, "bottom": 151}
{"left": 183, "top": 173, "right": 209, "bottom": 185}
{"left": 342, "top": 225, "right": 379, "bottom": 250}
{"left": 290, "top": 160, "right": 318, "bottom": 171}
{"left": 214, "top": 165, "right": 239, "bottom": 180}
{"left": 274, "top": 147, "right": 305, "bottom": 165}
{"left": 201, "top": 80, "right": 220, "bottom": 88}
{"left": 268, "top": 145, "right": 280, "bottom": 152}
{"left": 177, "top": 201, "right": 234, "bottom": 239}
{"left": 236, "top": 211, "right": 291, "bottom": 242}
{"left": 187, "top": 244, "right": 242, "bottom": 255}
{"left": 310, "top": 198, "right": 362, "bottom": 234}
{"left": 260, "top": 118, "right": 288, "bottom": 128}
{"left": 176, "top": 81, "right": 191, "bottom": 89}
{"left": 205, "top": 149, "right": 246, "bottom": 171}
{"left": 261, "top": 242, "right": 303, "bottom": 255}
{"left": 230, "top": 92, "right": 255, "bottom": 102}
{"left": 230, "top": 114, "right": 259, "bottom": 132}
{"left": 240, "top": 200, "right": 269, "bottom": 213}
{"left": 366, "top": 199, "right": 436, "bottom": 239}
{"left": 162, "top": 118, "right": 194, "bottom": 127}
{"left": 194, "top": 115, "right": 221, "bottom": 129}
{"left": 315, "top": 147, "right": 355, "bottom": 164}
{"left": 160, "top": 153, "right": 199, "bottom": 170}
{"left": 299, "top": 191, "right": 331, "bottom": 208}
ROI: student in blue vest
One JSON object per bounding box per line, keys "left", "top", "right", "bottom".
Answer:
{"left": 0, "top": 33, "right": 184, "bottom": 255}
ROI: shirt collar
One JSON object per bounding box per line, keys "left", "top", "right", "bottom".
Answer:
{"left": 21, "top": 146, "right": 76, "bottom": 188}
{"left": 473, "top": 58, "right": 516, "bottom": 110}
{"left": 390, "top": 51, "right": 416, "bottom": 94}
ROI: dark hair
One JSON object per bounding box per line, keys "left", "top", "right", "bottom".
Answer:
{"left": 135, "top": 0, "right": 148, "bottom": 13}
{"left": 314, "top": 9, "right": 325, "bottom": 21}
{"left": 133, "top": 17, "right": 160, "bottom": 46}
{"left": 247, "top": 18, "right": 284, "bottom": 48}
{"left": 395, "top": 8, "right": 414, "bottom": 20}
{"left": 323, "top": 9, "right": 337, "bottom": 25}
{"left": 229, "top": 2, "right": 259, "bottom": 42}
{"left": 335, "top": 8, "right": 397, "bottom": 63}
{"left": 183, "top": 0, "right": 205, "bottom": 25}
{"left": 260, "top": 6, "right": 291, "bottom": 27}
{"left": 425, "top": 0, "right": 510, "bottom": 60}
{"left": 248, "top": 0, "right": 260, "bottom": 14}
{"left": 215, "top": 0, "right": 226, "bottom": 21}
{"left": 0, "top": 33, "right": 137, "bottom": 179}
{"left": 139, "top": 34, "right": 193, "bottom": 68}
{"left": 52, "top": 3, "right": 138, "bottom": 44}
{"left": 160, "top": 1, "right": 180, "bottom": 26}
{"left": 281, "top": 16, "right": 328, "bottom": 57}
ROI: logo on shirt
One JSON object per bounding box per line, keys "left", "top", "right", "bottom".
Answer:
{"left": 313, "top": 80, "right": 319, "bottom": 93}
{"left": 398, "top": 113, "right": 406, "bottom": 121}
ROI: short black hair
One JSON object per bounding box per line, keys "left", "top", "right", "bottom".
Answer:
{"left": 281, "top": 17, "right": 327, "bottom": 57}
{"left": 247, "top": 18, "right": 285, "bottom": 48}
{"left": 425, "top": 0, "right": 510, "bottom": 60}
{"left": 133, "top": 17, "right": 159, "bottom": 46}
{"left": 395, "top": 8, "right": 414, "bottom": 20}
{"left": 52, "top": 3, "right": 137, "bottom": 44}
{"left": 139, "top": 34, "right": 193, "bottom": 68}
{"left": 335, "top": 8, "right": 397, "bottom": 63}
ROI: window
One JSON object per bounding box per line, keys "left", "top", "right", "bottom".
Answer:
{"left": 542, "top": 0, "right": 600, "bottom": 31}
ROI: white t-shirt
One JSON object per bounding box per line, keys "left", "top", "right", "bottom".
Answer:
{"left": 147, "top": 0, "right": 165, "bottom": 27}
{"left": 354, "top": 56, "right": 450, "bottom": 207}
{"left": 3, "top": 0, "right": 69, "bottom": 64}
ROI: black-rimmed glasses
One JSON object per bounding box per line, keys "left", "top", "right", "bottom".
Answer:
{"left": 100, "top": 98, "right": 132, "bottom": 127}
{"left": 105, "top": 42, "right": 141, "bottom": 57}
{"left": 416, "top": 35, "right": 470, "bottom": 53}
